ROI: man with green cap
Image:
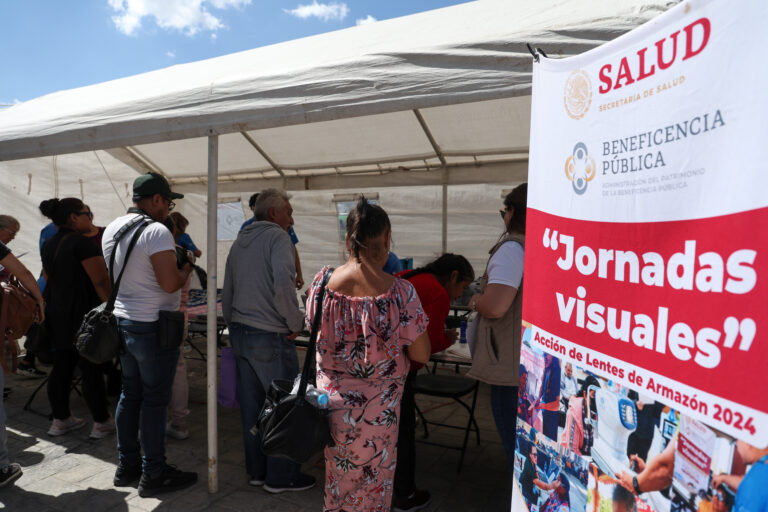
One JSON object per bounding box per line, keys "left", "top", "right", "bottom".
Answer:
{"left": 102, "top": 172, "right": 197, "bottom": 497}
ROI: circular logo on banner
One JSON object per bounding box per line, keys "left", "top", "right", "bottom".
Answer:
{"left": 564, "top": 142, "right": 596, "bottom": 194}
{"left": 563, "top": 70, "right": 593, "bottom": 120}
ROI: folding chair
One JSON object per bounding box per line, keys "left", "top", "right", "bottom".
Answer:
{"left": 412, "top": 372, "right": 481, "bottom": 472}
{"left": 23, "top": 373, "right": 82, "bottom": 418}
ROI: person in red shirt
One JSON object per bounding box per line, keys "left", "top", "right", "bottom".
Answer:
{"left": 392, "top": 253, "right": 474, "bottom": 512}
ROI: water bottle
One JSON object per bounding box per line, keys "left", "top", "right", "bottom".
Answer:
{"left": 305, "top": 387, "right": 329, "bottom": 409}
{"left": 459, "top": 320, "right": 467, "bottom": 344}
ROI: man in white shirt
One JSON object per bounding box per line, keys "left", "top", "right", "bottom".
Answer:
{"left": 103, "top": 172, "right": 196, "bottom": 497}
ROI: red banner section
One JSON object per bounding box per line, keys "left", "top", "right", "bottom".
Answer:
{"left": 523, "top": 207, "right": 767, "bottom": 416}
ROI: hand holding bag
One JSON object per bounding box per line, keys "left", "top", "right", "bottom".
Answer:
{"left": 254, "top": 268, "right": 334, "bottom": 463}
{"left": 0, "top": 277, "right": 41, "bottom": 373}
{"left": 76, "top": 216, "right": 150, "bottom": 364}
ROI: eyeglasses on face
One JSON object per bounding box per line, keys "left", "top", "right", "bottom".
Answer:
{"left": 164, "top": 198, "right": 176, "bottom": 212}
{"left": 1, "top": 226, "right": 18, "bottom": 237}
{"left": 75, "top": 211, "right": 94, "bottom": 220}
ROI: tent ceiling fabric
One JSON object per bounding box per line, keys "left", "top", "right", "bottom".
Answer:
{"left": 0, "top": 0, "right": 674, "bottom": 191}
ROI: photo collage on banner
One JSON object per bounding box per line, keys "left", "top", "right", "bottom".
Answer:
{"left": 513, "top": 1, "right": 768, "bottom": 511}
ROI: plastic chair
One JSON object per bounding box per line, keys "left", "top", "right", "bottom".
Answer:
{"left": 412, "top": 372, "right": 481, "bottom": 472}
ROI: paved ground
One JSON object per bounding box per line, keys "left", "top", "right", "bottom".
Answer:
{"left": 0, "top": 341, "right": 510, "bottom": 511}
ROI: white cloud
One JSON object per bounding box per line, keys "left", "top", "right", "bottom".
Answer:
{"left": 284, "top": 1, "right": 349, "bottom": 22}
{"left": 210, "top": 33, "right": 218, "bottom": 41}
{"left": 166, "top": 50, "right": 176, "bottom": 58}
{"left": 0, "top": 99, "right": 21, "bottom": 107}
{"left": 108, "top": 0, "right": 251, "bottom": 36}
{"left": 355, "top": 14, "right": 376, "bottom": 26}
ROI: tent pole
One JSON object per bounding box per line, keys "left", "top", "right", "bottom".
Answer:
{"left": 441, "top": 167, "right": 448, "bottom": 254}
{"left": 206, "top": 134, "right": 219, "bottom": 493}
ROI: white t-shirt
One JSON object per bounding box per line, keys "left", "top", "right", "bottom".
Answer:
{"left": 102, "top": 214, "right": 179, "bottom": 322}
{"left": 487, "top": 240, "right": 524, "bottom": 288}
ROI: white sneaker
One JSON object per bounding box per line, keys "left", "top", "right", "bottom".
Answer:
{"left": 89, "top": 417, "right": 116, "bottom": 439}
{"left": 166, "top": 422, "right": 189, "bottom": 440}
{"left": 48, "top": 416, "right": 86, "bottom": 436}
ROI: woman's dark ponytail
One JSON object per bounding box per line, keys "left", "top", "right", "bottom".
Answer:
{"left": 39, "top": 197, "right": 84, "bottom": 227}
{"left": 346, "top": 196, "right": 391, "bottom": 262}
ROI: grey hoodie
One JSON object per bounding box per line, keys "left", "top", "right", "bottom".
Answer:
{"left": 222, "top": 221, "right": 304, "bottom": 333}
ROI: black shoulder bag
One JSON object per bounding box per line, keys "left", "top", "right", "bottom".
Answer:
{"left": 255, "top": 268, "right": 334, "bottom": 463}
{"left": 76, "top": 217, "right": 150, "bottom": 364}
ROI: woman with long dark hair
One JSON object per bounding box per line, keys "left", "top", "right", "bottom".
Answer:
{"left": 467, "top": 183, "right": 528, "bottom": 472}
{"left": 392, "top": 253, "right": 474, "bottom": 511}
{"left": 40, "top": 198, "right": 113, "bottom": 438}
{"left": 306, "top": 197, "right": 431, "bottom": 512}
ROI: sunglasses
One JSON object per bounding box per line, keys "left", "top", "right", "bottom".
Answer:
{"left": 75, "top": 211, "right": 94, "bottom": 220}
{"left": 499, "top": 208, "right": 510, "bottom": 219}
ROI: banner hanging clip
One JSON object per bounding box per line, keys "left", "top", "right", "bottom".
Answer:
{"left": 526, "top": 43, "right": 548, "bottom": 62}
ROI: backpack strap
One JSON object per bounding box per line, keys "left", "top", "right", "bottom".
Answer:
{"left": 105, "top": 219, "right": 151, "bottom": 314}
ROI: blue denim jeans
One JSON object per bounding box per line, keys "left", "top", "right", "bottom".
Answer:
{"left": 229, "top": 322, "right": 301, "bottom": 485}
{"left": 116, "top": 317, "right": 180, "bottom": 478}
{"left": 490, "top": 384, "right": 519, "bottom": 474}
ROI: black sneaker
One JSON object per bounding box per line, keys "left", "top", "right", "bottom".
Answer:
{"left": 0, "top": 463, "right": 22, "bottom": 488}
{"left": 138, "top": 464, "right": 197, "bottom": 497}
{"left": 393, "top": 489, "right": 432, "bottom": 512}
{"left": 263, "top": 473, "right": 316, "bottom": 494}
{"left": 113, "top": 462, "right": 142, "bottom": 486}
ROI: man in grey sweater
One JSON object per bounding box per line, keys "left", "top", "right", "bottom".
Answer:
{"left": 222, "top": 188, "right": 314, "bottom": 494}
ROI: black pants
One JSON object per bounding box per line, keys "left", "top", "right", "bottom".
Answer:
{"left": 47, "top": 349, "right": 109, "bottom": 422}
{"left": 394, "top": 372, "right": 417, "bottom": 500}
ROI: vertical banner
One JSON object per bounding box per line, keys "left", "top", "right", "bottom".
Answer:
{"left": 513, "top": 1, "right": 768, "bottom": 511}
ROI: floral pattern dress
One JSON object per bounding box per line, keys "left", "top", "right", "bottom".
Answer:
{"left": 306, "top": 267, "right": 428, "bottom": 512}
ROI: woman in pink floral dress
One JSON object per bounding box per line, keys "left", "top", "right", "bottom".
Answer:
{"left": 306, "top": 198, "right": 430, "bottom": 512}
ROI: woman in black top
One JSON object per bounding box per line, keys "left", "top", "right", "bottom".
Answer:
{"left": 40, "top": 198, "right": 113, "bottom": 438}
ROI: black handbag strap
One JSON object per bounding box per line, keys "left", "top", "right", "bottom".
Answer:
{"left": 297, "top": 268, "right": 334, "bottom": 400}
{"left": 106, "top": 219, "right": 151, "bottom": 313}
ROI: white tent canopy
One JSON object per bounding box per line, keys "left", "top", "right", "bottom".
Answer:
{"left": 0, "top": 0, "right": 674, "bottom": 493}
{"left": 0, "top": 0, "right": 672, "bottom": 192}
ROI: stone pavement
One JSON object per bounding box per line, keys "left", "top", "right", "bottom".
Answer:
{"left": 0, "top": 343, "right": 510, "bottom": 511}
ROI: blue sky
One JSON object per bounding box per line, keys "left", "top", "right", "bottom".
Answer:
{"left": 0, "top": 0, "right": 469, "bottom": 105}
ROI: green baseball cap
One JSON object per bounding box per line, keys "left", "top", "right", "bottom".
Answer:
{"left": 132, "top": 172, "right": 184, "bottom": 201}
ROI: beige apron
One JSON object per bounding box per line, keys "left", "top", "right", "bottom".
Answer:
{"left": 467, "top": 233, "right": 525, "bottom": 386}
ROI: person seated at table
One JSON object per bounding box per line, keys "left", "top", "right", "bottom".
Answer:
{"left": 392, "top": 253, "right": 474, "bottom": 512}
{"left": 383, "top": 250, "right": 403, "bottom": 275}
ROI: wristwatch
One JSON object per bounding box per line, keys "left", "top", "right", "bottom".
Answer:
{"left": 632, "top": 475, "right": 641, "bottom": 495}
